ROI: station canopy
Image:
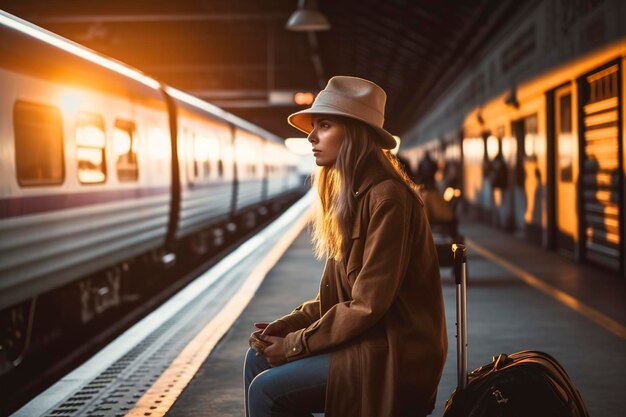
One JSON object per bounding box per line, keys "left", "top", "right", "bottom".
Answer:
{"left": 0, "top": 0, "right": 523, "bottom": 139}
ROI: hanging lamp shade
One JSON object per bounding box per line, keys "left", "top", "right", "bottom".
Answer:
{"left": 285, "top": 8, "right": 330, "bottom": 31}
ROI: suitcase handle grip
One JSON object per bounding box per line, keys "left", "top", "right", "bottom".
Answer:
{"left": 452, "top": 243, "right": 467, "bottom": 285}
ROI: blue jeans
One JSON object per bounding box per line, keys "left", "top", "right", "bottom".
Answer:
{"left": 243, "top": 348, "right": 329, "bottom": 417}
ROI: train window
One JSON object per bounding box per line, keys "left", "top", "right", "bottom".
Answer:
{"left": 193, "top": 134, "right": 209, "bottom": 179}
{"left": 76, "top": 112, "right": 106, "bottom": 184}
{"left": 113, "top": 120, "right": 138, "bottom": 182}
{"left": 13, "top": 101, "right": 65, "bottom": 186}
{"left": 193, "top": 133, "right": 220, "bottom": 179}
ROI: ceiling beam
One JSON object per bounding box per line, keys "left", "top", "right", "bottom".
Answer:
{"left": 203, "top": 99, "right": 302, "bottom": 109}
{"left": 143, "top": 64, "right": 293, "bottom": 73}
{"left": 187, "top": 89, "right": 267, "bottom": 99}
{"left": 29, "top": 13, "right": 287, "bottom": 24}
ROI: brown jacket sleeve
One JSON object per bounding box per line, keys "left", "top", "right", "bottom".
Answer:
{"left": 277, "top": 293, "right": 321, "bottom": 333}
{"left": 284, "top": 186, "right": 413, "bottom": 360}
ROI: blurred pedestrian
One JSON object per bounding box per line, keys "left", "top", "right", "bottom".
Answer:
{"left": 416, "top": 150, "right": 438, "bottom": 189}
{"left": 490, "top": 147, "right": 508, "bottom": 189}
{"left": 243, "top": 76, "right": 447, "bottom": 417}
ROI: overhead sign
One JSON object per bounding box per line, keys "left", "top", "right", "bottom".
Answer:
{"left": 268, "top": 90, "right": 315, "bottom": 106}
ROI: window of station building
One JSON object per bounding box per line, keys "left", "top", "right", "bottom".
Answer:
{"left": 13, "top": 101, "right": 65, "bottom": 186}
{"left": 113, "top": 120, "right": 138, "bottom": 182}
{"left": 76, "top": 112, "right": 107, "bottom": 184}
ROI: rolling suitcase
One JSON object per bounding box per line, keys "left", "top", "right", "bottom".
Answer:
{"left": 443, "top": 244, "right": 590, "bottom": 417}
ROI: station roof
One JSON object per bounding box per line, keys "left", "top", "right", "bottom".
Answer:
{"left": 0, "top": 0, "right": 523, "bottom": 140}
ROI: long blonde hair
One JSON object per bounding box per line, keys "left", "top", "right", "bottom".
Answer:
{"left": 311, "top": 117, "right": 417, "bottom": 261}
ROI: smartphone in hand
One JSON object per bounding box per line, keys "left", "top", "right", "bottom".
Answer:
{"left": 250, "top": 331, "right": 271, "bottom": 352}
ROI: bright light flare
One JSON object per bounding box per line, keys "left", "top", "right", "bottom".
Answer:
{"left": 294, "top": 92, "right": 314, "bottom": 105}
{"left": 463, "top": 137, "right": 485, "bottom": 163}
{"left": 58, "top": 89, "right": 85, "bottom": 115}
{"left": 194, "top": 135, "right": 221, "bottom": 162}
{"left": 77, "top": 124, "right": 106, "bottom": 148}
{"left": 0, "top": 10, "right": 160, "bottom": 90}
{"left": 443, "top": 187, "right": 462, "bottom": 202}
{"left": 149, "top": 128, "right": 171, "bottom": 160}
{"left": 285, "top": 138, "right": 313, "bottom": 156}
{"left": 113, "top": 128, "right": 132, "bottom": 155}
{"left": 486, "top": 135, "right": 499, "bottom": 160}
{"left": 390, "top": 136, "right": 401, "bottom": 155}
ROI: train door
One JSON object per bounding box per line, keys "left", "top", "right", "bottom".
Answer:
{"left": 549, "top": 84, "right": 577, "bottom": 256}
{"left": 578, "top": 62, "right": 623, "bottom": 273}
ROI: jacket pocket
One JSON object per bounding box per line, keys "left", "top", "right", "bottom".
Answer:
{"left": 346, "top": 237, "right": 362, "bottom": 286}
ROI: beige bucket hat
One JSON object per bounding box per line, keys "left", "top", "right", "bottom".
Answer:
{"left": 288, "top": 76, "right": 397, "bottom": 149}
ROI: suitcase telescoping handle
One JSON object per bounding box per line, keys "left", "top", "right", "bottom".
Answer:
{"left": 452, "top": 243, "right": 468, "bottom": 391}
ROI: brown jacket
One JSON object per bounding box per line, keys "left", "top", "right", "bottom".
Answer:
{"left": 279, "top": 164, "right": 448, "bottom": 417}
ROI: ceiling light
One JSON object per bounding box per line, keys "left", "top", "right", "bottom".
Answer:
{"left": 285, "top": 0, "right": 330, "bottom": 32}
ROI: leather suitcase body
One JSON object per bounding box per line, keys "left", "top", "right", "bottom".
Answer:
{"left": 443, "top": 244, "right": 590, "bottom": 417}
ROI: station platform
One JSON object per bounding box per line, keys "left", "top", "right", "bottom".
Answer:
{"left": 166, "top": 218, "right": 626, "bottom": 416}
{"left": 15, "top": 194, "right": 626, "bottom": 417}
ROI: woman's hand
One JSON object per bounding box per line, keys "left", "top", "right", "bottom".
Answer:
{"left": 254, "top": 321, "right": 288, "bottom": 337}
{"left": 249, "top": 329, "right": 270, "bottom": 354}
{"left": 249, "top": 321, "right": 289, "bottom": 365}
{"left": 249, "top": 321, "right": 289, "bottom": 357}
{"left": 258, "top": 334, "right": 288, "bottom": 367}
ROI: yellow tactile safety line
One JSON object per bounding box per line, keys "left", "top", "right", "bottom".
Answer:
{"left": 127, "top": 210, "right": 311, "bottom": 417}
{"left": 466, "top": 237, "right": 626, "bottom": 340}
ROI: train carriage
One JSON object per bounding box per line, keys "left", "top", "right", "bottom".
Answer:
{"left": 265, "top": 140, "right": 300, "bottom": 200}
{"left": 0, "top": 10, "right": 302, "bottom": 372}
{"left": 233, "top": 128, "right": 266, "bottom": 215}
{"left": 173, "top": 99, "right": 236, "bottom": 247}
{"left": 0, "top": 13, "right": 172, "bottom": 316}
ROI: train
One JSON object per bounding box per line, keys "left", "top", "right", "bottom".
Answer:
{"left": 400, "top": 0, "right": 626, "bottom": 277}
{"left": 0, "top": 10, "right": 303, "bottom": 373}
